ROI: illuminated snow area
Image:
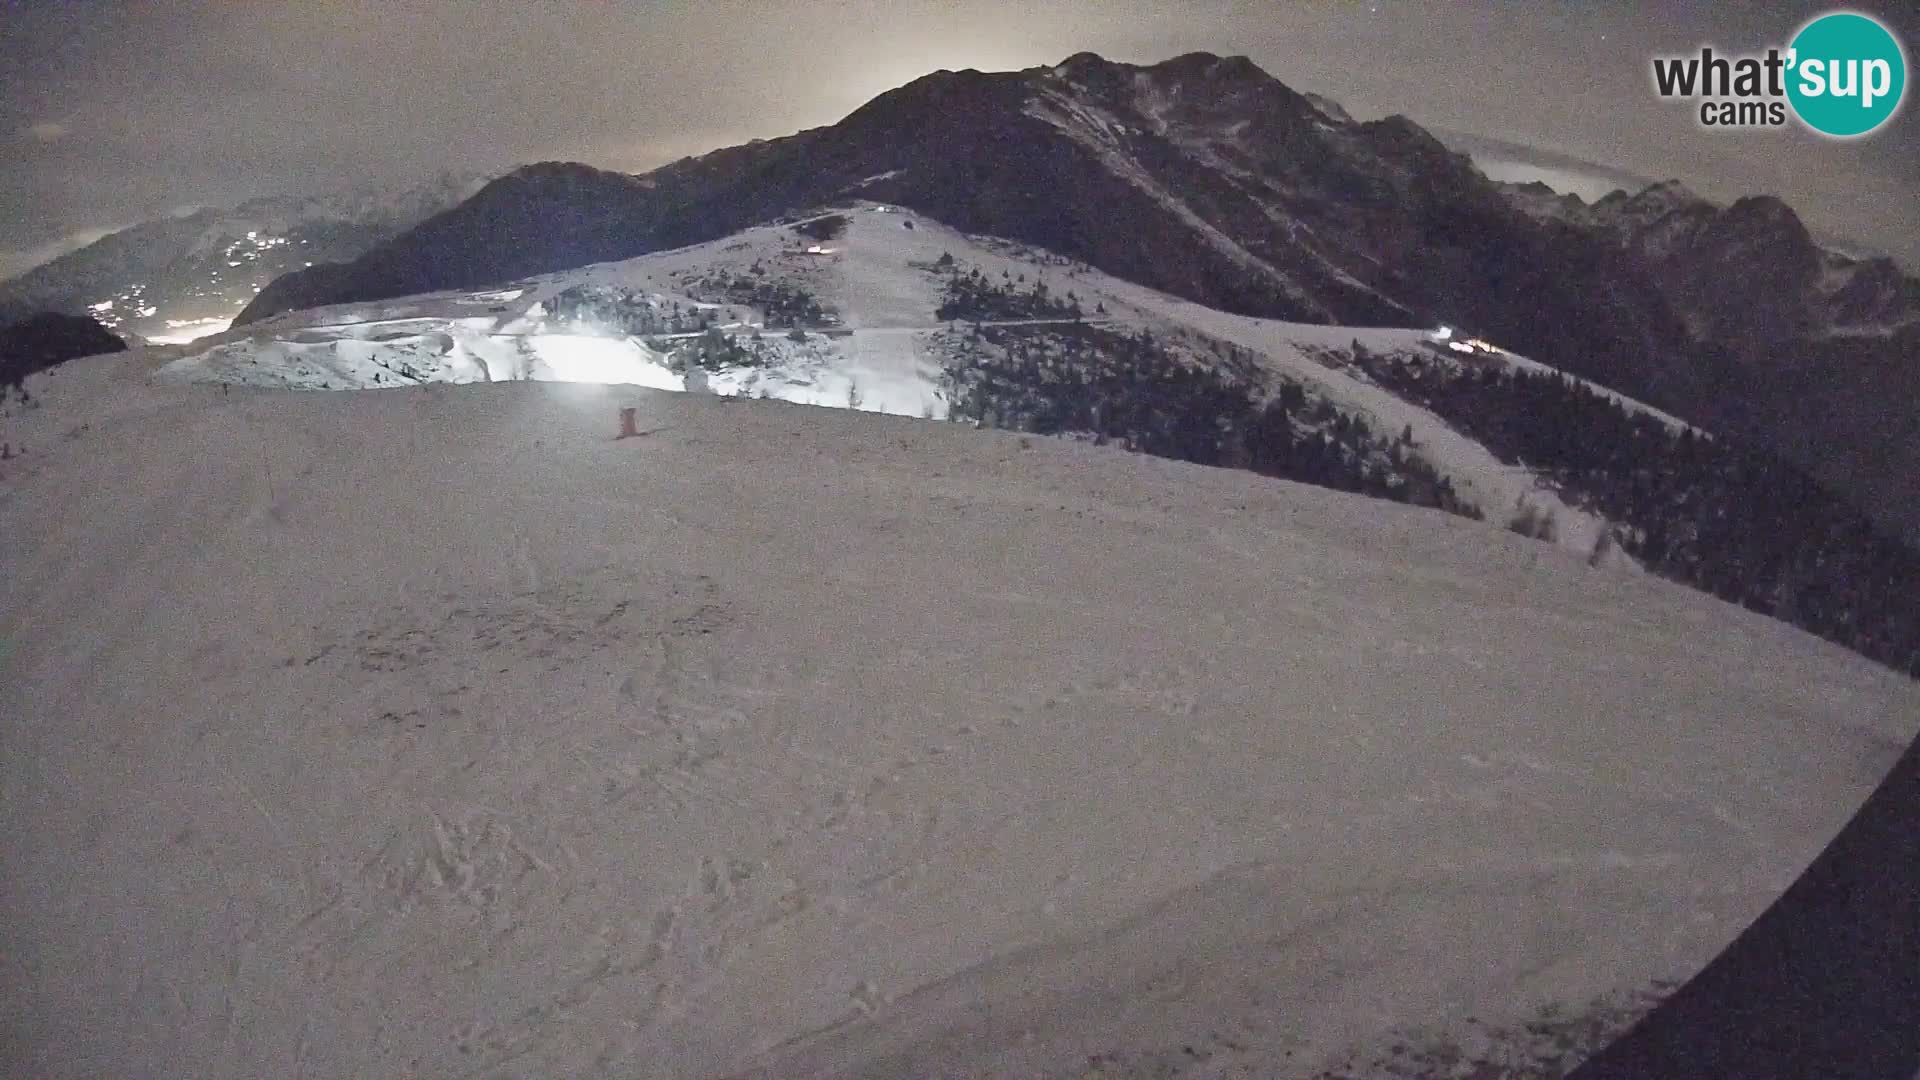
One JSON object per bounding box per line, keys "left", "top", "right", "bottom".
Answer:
{"left": 145, "top": 317, "right": 233, "bottom": 345}
{"left": 524, "top": 334, "right": 684, "bottom": 390}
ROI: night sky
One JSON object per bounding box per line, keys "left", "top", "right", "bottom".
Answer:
{"left": 3, "top": 0, "right": 1916, "bottom": 277}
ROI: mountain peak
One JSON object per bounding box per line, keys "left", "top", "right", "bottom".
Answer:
{"left": 1155, "top": 51, "right": 1259, "bottom": 73}
{"left": 1715, "top": 195, "right": 1815, "bottom": 264}
{"left": 1726, "top": 193, "right": 1798, "bottom": 222}
{"left": 1055, "top": 50, "right": 1109, "bottom": 70}
{"left": 1365, "top": 114, "right": 1456, "bottom": 158}
{"left": 1633, "top": 179, "right": 1702, "bottom": 207}
{"left": 1303, "top": 92, "right": 1355, "bottom": 126}
{"left": 508, "top": 161, "right": 630, "bottom": 184}
{"left": 1049, "top": 50, "right": 1271, "bottom": 86}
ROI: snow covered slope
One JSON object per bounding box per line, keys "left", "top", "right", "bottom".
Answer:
{"left": 1088, "top": 279, "right": 1624, "bottom": 558}
{"left": 2, "top": 346, "right": 1917, "bottom": 1079}
{"left": 158, "top": 205, "right": 1674, "bottom": 562}
{"left": 159, "top": 206, "right": 960, "bottom": 418}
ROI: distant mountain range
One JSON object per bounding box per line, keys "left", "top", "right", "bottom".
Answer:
{"left": 1502, "top": 178, "right": 1920, "bottom": 343}
{"left": 1497, "top": 176, "right": 1920, "bottom": 544}
{"left": 222, "top": 52, "right": 1920, "bottom": 542}
{"left": 239, "top": 51, "right": 1690, "bottom": 398}
{"left": 0, "top": 173, "right": 488, "bottom": 342}
{"left": 1433, "top": 126, "right": 1915, "bottom": 266}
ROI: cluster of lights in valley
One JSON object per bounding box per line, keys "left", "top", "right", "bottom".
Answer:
{"left": 85, "top": 229, "right": 319, "bottom": 345}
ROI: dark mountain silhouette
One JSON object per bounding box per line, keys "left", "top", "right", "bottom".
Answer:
{"left": 1, "top": 312, "right": 126, "bottom": 390}
{"left": 1505, "top": 177, "right": 1920, "bottom": 346}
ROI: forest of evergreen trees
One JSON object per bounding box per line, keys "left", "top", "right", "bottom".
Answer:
{"left": 664, "top": 327, "right": 766, "bottom": 371}
{"left": 688, "top": 270, "right": 830, "bottom": 328}
{"left": 935, "top": 260, "right": 1085, "bottom": 322}
{"left": 941, "top": 323, "right": 1478, "bottom": 519}
{"left": 1338, "top": 343, "right": 1920, "bottom": 676}
{"left": 548, "top": 284, "right": 699, "bottom": 336}
{"left": 553, "top": 275, "right": 834, "bottom": 333}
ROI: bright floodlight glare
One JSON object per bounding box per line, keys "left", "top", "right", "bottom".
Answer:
{"left": 145, "top": 317, "right": 233, "bottom": 345}
{"left": 1434, "top": 325, "right": 1453, "bottom": 340}
{"left": 526, "top": 334, "right": 684, "bottom": 390}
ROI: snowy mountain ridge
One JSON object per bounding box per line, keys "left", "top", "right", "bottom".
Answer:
{"left": 1500, "top": 177, "right": 1920, "bottom": 339}
{"left": 164, "top": 203, "right": 1632, "bottom": 562}
{"left": 235, "top": 50, "right": 1675, "bottom": 384}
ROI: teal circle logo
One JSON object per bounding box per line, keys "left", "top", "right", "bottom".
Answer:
{"left": 1786, "top": 12, "right": 1907, "bottom": 137}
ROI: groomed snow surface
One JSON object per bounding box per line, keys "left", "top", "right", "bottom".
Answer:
{"left": 3, "top": 352, "right": 1917, "bottom": 1078}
